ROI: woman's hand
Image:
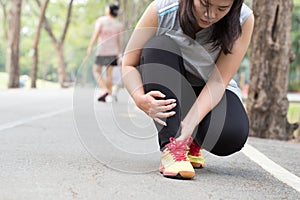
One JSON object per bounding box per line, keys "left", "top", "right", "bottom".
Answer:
{"left": 86, "top": 46, "right": 93, "bottom": 56}
{"left": 135, "top": 91, "right": 177, "bottom": 126}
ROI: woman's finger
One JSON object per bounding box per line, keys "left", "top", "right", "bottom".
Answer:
{"left": 156, "top": 99, "right": 176, "bottom": 106}
{"left": 148, "top": 91, "right": 166, "bottom": 98}
{"left": 156, "top": 103, "right": 177, "bottom": 112}
{"left": 155, "top": 111, "right": 176, "bottom": 118}
{"left": 153, "top": 118, "right": 167, "bottom": 126}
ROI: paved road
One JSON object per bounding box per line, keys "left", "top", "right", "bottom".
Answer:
{"left": 0, "top": 88, "right": 299, "bottom": 200}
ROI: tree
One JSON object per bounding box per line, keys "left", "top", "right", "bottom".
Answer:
{"left": 35, "top": 0, "right": 74, "bottom": 88}
{"left": 0, "top": 0, "right": 8, "bottom": 72}
{"left": 31, "top": 0, "right": 49, "bottom": 88}
{"left": 119, "top": 0, "right": 152, "bottom": 30}
{"left": 0, "top": 0, "right": 8, "bottom": 40}
{"left": 6, "top": 0, "right": 22, "bottom": 88}
{"left": 247, "top": 0, "right": 299, "bottom": 140}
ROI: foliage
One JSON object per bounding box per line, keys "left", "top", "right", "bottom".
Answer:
{"left": 0, "top": 45, "right": 5, "bottom": 72}
{"left": 0, "top": 0, "right": 160, "bottom": 86}
{"left": 0, "top": 0, "right": 298, "bottom": 89}
{"left": 0, "top": 6, "right": 5, "bottom": 71}
{"left": 290, "top": 0, "right": 300, "bottom": 91}
{"left": 288, "top": 102, "right": 300, "bottom": 137}
{"left": 65, "top": 0, "right": 107, "bottom": 82}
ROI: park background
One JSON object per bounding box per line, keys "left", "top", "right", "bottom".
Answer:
{"left": 0, "top": 0, "right": 299, "bottom": 140}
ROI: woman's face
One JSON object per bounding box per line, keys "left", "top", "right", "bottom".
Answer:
{"left": 193, "top": 0, "right": 234, "bottom": 28}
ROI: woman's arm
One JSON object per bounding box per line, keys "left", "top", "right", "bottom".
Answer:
{"left": 122, "top": 1, "right": 158, "bottom": 98}
{"left": 178, "top": 14, "right": 255, "bottom": 141}
{"left": 122, "top": 1, "right": 177, "bottom": 126}
{"left": 87, "top": 19, "right": 102, "bottom": 55}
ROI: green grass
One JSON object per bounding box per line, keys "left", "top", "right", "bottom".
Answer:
{"left": 0, "top": 72, "right": 60, "bottom": 90}
{"left": 288, "top": 102, "right": 300, "bottom": 138}
{"left": 288, "top": 102, "right": 300, "bottom": 123}
{"left": 287, "top": 102, "right": 300, "bottom": 138}
{"left": 0, "top": 72, "right": 8, "bottom": 90}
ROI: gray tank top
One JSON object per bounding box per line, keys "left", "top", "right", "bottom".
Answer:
{"left": 156, "top": 0, "right": 253, "bottom": 100}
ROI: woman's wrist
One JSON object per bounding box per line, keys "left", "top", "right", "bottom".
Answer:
{"left": 176, "top": 121, "right": 198, "bottom": 142}
{"left": 181, "top": 119, "right": 198, "bottom": 131}
{"left": 132, "top": 92, "right": 144, "bottom": 108}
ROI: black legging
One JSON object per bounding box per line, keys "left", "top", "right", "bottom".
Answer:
{"left": 138, "top": 35, "right": 249, "bottom": 156}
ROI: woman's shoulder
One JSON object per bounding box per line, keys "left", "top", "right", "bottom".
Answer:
{"left": 240, "top": 3, "right": 253, "bottom": 25}
{"left": 95, "top": 16, "right": 106, "bottom": 24}
{"left": 156, "top": 0, "right": 180, "bottom": 16}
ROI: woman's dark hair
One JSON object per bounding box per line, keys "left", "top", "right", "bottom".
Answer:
{"left": 178, "top": 0, "right": 243, "bottom": 54}
{"left": 109, "top": 3, "right": 119, "bottom": 17}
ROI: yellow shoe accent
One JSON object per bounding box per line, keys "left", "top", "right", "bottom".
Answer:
{"left": 188, "top": 150, "right": 205, "bottom": 168}
{"left": 188, "top": 142, "right": 205, "bottom": 168}
{"left": 160, "top": 138, "right": 195, "bottom": 179}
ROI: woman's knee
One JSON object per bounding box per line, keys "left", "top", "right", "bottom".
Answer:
{"left": 143, "top": 35, "right": 181, "bottom": 53}
{"left": 199, "top": 90, "right": 249, "bottom": 156}
{"left": 210, "top": 122, "right": 249, "bottom": 156}
{"left": 141, "top": 36, "right": 182, "bottom": 63}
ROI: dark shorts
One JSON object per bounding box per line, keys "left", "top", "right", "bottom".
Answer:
{"left": 95, "top": 55, "right": 118, "bottom": 66}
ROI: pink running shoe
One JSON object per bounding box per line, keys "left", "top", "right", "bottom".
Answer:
{"left": 187, "top": 141, "right": 205, "bottom": 168}
{"left": 160, "top": 137, "right": 195, "bottom": 179}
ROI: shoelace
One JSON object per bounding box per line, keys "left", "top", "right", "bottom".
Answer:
{"left": 188, "top": 141, "right": 201, "bottom": 156}
{"left": 165, "top": 137, "right": 189, "bottom": 161}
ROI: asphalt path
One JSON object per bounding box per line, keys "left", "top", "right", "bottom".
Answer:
{"left": 0, "top": 88, "right": 299, "bottom": 200}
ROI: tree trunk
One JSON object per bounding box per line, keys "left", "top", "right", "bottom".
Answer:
{"left": 35, "top": 0, "right": 74, "bottom": 88}
{"left": 31, "top": 0, "right": 49, "bottom": 88}
{"left": 0, "top": 0, "right": 8, "bottom": 40}
{"left": 57, "top": 0, "right": 73, "bottom": 87}
{"left": 6, "top": 0, "right": 22, "bottom": 88}
{"left": 56, "top": 43, "right": 67, "bottom": 87}
{"left": 247, "top": 0, "right": 299, "bottom": 140}
{"left": 118, "top": 0, "right": 152, "bottom": 49}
